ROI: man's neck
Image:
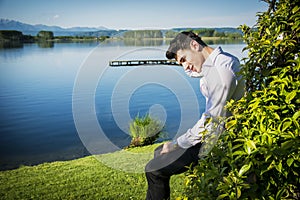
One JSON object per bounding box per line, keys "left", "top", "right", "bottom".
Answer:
{"left": 202, "top": 46, "right": 214, "bottom": 60}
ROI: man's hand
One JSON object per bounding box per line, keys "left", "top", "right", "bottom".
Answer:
{"left": 160, "top": 141, "right": 177, "bottom": 155}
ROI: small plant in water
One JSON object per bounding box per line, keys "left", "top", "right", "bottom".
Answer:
{"left": 128, "top": 113, "right": 164, "bottom": 147}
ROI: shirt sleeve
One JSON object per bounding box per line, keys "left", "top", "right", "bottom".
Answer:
{"left": 177, "top": 58, "right": 240, "bottom": 149}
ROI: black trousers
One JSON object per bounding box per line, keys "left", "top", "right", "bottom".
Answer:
{"left": 145, "top": 143, "right": 202, "bottom": 200}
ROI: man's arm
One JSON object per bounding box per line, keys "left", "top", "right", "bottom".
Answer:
{"left": 177, "top": 60, "right": 240, "bottom": 149}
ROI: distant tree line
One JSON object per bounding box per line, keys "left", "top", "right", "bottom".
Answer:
{"left": 192, "top": 28, "right": 242, "bottom": 39}
{"left": 164, "top": 28, "right": 243, "bottom": 39}
{"left": 123, "top": 29, "right": 241, "bottom": 39}
{"left": 37, "top": 31, "right": 54, "bottom": 40}
{"left": 123, "top": 30, "right": 163, "bottom": 39}
{"left": 0, "top": 30, "right": 110, "bottom": 43}
{"left": 55, "top": 35, "right": 109, "bottom": 42}
{"left": 165, "top": 30, "right": 178, "bottom": 38}
{"left": 1, "top": 28, "right": 242, "bottom": 43}
{"left": 0, "top": 30, "right": 35, "bottom": 42}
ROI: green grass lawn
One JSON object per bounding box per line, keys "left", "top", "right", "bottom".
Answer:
{"left": 0, "top": 143, "right": 186, "bottom": 200}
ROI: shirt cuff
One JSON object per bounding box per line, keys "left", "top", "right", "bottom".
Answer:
{"left": 177, "top": 135, "right": 193, "bottom": 149}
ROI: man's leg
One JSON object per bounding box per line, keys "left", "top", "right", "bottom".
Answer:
{"left": 145, "top": 143, "right": 201, "bottom": 200}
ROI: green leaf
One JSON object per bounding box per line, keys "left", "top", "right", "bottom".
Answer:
{"left": 274, "top": 40, "right": 281, "bottom": 47}
{"left": 285, "top": 90, "right": 297, "bottom": 103}
{"left": 292, "top": 6, "right": 300, "bottom": 14}
{"left": 267, "top": 160, "right": 275, "bottom": 171}
{"left": 275, "top": 161, "right": 282, "bottom": 173}
{"left": 273, "top": 112, "right": 280, "bottom": 120}
{"left": 265, "top": 105, "right": 280, "bottom": 110}
{"left": 232, "top": 144, "right": 243, "bottom": 151}
{"left": 232, "top": 150, "right": 247, "bottom": 156}
{"left": 287, "top": 158, "right": 294, "bottom": 167}
{"left": 292, "top": 111, "right": 300, "bottom": 120}
{"left": 249, "top": 99, "right": 260, "bottom": 111}
{"left": 217, "top": 194, "right": 229, "bottom": 200}
{"left": 265, "top": 153, "right": 272, "bottom": 162}
{"left": 237, "top": 187, "right": 242, "bottom": 198}
{"left": 223, "top": 177, "right": 229, "bottom": 184}
{"left": 260, "top": 116, "right": 266, "bottom": 132}
{"left": 246, "top": 140, "right": 256, "bottom": 150}
{"left": 276, "top": 188, "right": 285, "bottom": 200}
{"left": 282, "top": 120, "right": 292, "bottom": 132}
{"left": 281, "top": 140, "right": 294, "bottom": 150}
{"left": 226, "top": 119, "right": 237, "bottom": 130}
{"left": 262, "top": 132, "right": 273, "bottom": 146}
{"left": 238, "top": 164, "right": 251, "bottom": 176}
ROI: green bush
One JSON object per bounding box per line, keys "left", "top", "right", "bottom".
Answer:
{"left": 37, "top": 30, "right": 54, "bottom": 40}
{"left": 128, "top": 114, "right": 164, "bottom": 147}
{"left": 181, "top": 0, "right": 300, "bottom": 199}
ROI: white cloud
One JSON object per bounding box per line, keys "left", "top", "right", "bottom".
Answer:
{"left": 53, "top": 14, "right": 60, "bottom": 20}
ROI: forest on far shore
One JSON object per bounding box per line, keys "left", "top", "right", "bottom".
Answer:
{"left": 0, "top": 27, "right": 243, "bottom": 43}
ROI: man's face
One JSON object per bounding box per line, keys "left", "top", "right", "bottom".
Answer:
{"left": 176, "top": 42, "right": 205, "bottom": 73}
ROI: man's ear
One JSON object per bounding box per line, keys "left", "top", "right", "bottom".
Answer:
{"left": 190, "top": 40, "right": 201, "bottom": 51}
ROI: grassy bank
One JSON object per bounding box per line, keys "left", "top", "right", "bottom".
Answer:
{"left": 0, "top": 143, "right": 185, "bottom": 200}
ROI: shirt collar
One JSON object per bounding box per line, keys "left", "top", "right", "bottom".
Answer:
{"left": 197, "top": 46, "right": 223, "bottom": 77}
{"left": 203, "top": 46, "right": 223, "bottom": 67}
{"left": 187, "top": 46, "right": 223, "bottom": 78}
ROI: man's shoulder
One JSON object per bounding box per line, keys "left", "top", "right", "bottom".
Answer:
{"left": 214, "top": 50, "right": 241, "bottom": 73}
{"left": 216, "top": 51, "right": 240, "bottom": 65}
{"left": 210, "top": 47, "right": 238, "bottom": 63}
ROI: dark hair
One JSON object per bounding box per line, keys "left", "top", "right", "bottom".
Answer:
{"left": 166, "top": 31, "right": 207, "bottom": 60}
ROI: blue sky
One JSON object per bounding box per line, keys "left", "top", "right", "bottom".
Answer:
{"left": 0, "top": 0, "right": 268, "bottom": 29}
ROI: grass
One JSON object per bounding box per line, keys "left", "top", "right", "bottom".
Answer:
{"left": 0, "top": 143, "right": 186, "bottom": 200}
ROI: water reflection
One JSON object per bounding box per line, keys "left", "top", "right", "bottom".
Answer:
{"left": 0, "top": 41, "right": 24, "bottom": 49}
{"left": 0, "top": 38, "right": 244, "bottom": 50}
{"left": 203, "top": 38, "right": 244, "bottom": 45}
{"left": 123, "top": 39, "right": 164, "bottom": 46}
{"left": 37, "top": 41, "right": 54, "bottom": 48}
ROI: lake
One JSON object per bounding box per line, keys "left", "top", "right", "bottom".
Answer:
{"left": 0, "top": 39, "right": 246, "bottom": 170}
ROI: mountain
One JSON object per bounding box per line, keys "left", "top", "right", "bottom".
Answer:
{"left": 0, "top": 19, "right": 113, "bottom": 36}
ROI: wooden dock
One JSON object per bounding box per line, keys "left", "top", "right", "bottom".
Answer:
{"left": 109, "top": 59, "right": 180, "bottom": 67}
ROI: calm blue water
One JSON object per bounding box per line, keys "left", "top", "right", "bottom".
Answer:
{"left": 0, "top": 40, "right": 245, "bottom": 170}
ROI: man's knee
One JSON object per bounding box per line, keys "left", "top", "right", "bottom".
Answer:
{"left": 145, "top": 161, "right": 164, "bottom": 178}
{"left": 145, "top": 161, "right": 157, "bottom": 174}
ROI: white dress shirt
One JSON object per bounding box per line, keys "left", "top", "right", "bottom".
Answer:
{"left": 177, "top": 46, "right": 245, "bottom": 149}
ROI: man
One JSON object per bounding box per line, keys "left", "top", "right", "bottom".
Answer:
{"left": 145, "top": 31, "right": 245, "bottom": 200}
